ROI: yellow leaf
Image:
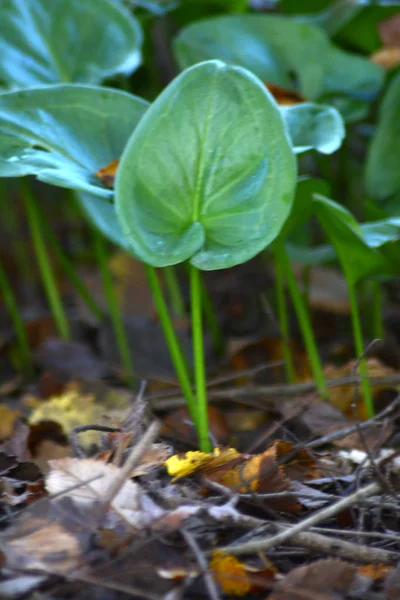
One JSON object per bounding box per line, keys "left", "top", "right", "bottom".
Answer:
{"left": 210, "top": 551, "right": 251, "bottom": 596}
{"left": 164, "top": 447, "right": 241, "bottom": 480}
{"left": 0, "top": 405, "right": 21, "bottom": 441}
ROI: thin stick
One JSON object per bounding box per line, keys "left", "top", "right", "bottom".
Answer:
{"left": 274, "top": 241, "right": 327, "bottom": 398}
{"left": 182, "top": 529, "right": 221, "bottom": 600}
{"left": 0, "top": 258, "right": 33, "bottom": 375}
{"left": 145, "top": 265, "right": 198, "bottom": 426}
{"left": 102, "top": 420, "right": 160, "bottom": 507}
{"left": 219, "top": 481, "right": 381, "bottom": 555}
{"left": 92, "top": 228, "right": 135, "bottom": 387}
{"left": 22, "top": 180, "right": 70, "bottom": 340}
{"left": 274, "top": 254, "right": 296, "bottom": 383}
{"left": 190, "top": 264, "right": 211, "bottom": 452}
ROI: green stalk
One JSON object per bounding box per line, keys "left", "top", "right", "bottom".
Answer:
{"left": 274, "top": 241, "right": 328, "bottom": 398}
{"left": 163, "top": 266, "right": 186, "bottom": 318}
{"left": 189, "top": 264, "right": 211, "bottom": 452}
{"left": 145, "top": 265, "right": 198, "bottom": 428}
{"left": 200, "top": 275, "right": 224, "bottom": 357}
{"left": 0, "top": 259, "right": 33, "bottom": 376}
{"left": 35, "top": 202, "right": 103, "bottom": 321}
{"left": 346, "top": 276, "right": 374, "bottom": 418}
{"left": 22, "top": 181, "right": 70, "bottom": 340}
{"left": 92, "top": 229, "right": 135, "bottom": 387}
{"left": 274, "top": 255, "right": 296, "bottom": 384}
{"left": 370, "top": 280, "right": 384, "bottom": 340}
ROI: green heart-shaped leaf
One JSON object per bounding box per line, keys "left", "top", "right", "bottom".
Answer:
{"left": 116, "top": 60, "right": 297, "bottom": 270}
{"left": 313, "top": 194, "right": 393, "bottom": 284}
{"left": 173, "top": 15, "right": 383, "bottom": 112}
{"left": 0, "top": 0, "right": 142, "bottom": 87}
{"left": 365, "top": 72, "right": 400, "bottom": 200}
{"left": 77, "top": 192, "right": 128, "bottom": 249}
{"left": 281, "top": 103, "right": 345, "bottom": 154}
{"left": 174, "top": 15, "right": 329, "bottom": 99}
{"left": 0, "top": 85, "right": 149, "bottom": 196}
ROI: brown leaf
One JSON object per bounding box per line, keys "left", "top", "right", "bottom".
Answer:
{"left": 229, "top": 336, "right": 311, "bottom": 384}
{"left": 95, "top": 158, "right": 119, "bottom": 189}
{"left": 161, "top": 405, "right": 230, "bottom": 445}
{"left": 210, "top": 551, "right": 277, "bottom": 596}
{"left": 266, "top": 83, "right": 305, "bottom": 106}
{"left": 269, "top": 559, "right": 357, "bottom": 600}
{"left": 324, "top": 358, "right": 400, "bottom": 418}
{"left": 0, "top": 405, "right": 21, "bottom": 441}
{"left": 371, "top": 47, "right": 400, "bottom": 69}
{"left": 379, "top": 14, "right": 400, "bottom": 48}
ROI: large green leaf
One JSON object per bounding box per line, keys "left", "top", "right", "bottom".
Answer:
{"left": 77, "top": 193, "right": 128, "bottom": 249}
{"left": 313, "top": 194, "right": 393, "bottom": 284}
{"left": 365, "top": 72, "right": 400, "bottom": 201}
{"left": 0, "top": 0, "right": 142, "bottom": 87}
{"left": 361, "top": 218, "right": 400, "bottom": 270}
{"left": 0, "top": 85, "right": 149, "bottom": 196}
{"left": 173, "top": 14, "right": 383, "bottom": 108}
{"left": 115, "top": 60, "right": 296, "bottom": 270}
{"left": 174, "top": 15, "right": 330, "bottom": 99}
{"left": 281, "top": 103, "right": 345, "bottom": 154}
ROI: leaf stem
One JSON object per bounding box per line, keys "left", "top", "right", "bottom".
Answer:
{"left": 190, "top": 264, "right": 211, "bottom": 452}
{"left": 275, "top": 241, "right": 328, "bottom": 398}
{"left": 163, "top": 266, "right": 186, "bottom": 318}
{"left": 22, "top": 181, "right": 70, "bottom": 340}
{"left": 0, "top": 258, "right": 33, "bottom": 376}
{"left": 274, "top": 255, "right": 296, "bottom": 384}
{"left": 346, "top": 276, "right": 374, "bottom": 418}
{"left": 145, "top": 265, "right": 198, "bottom": 427}
{"left": 92, "top": 229, "right": 135, "bottom": 387}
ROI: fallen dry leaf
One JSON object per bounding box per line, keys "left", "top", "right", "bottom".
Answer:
{"left": 371, "top": 13, "right": 400, "bottom": 69}
{"left": 95, "top": 158, "right": 119, "bottom": 188}
{"left": 161, "top": 405, "right": 230, "bottom": 445}
{"left": 210, "top": 551, "right": 251, "bottom": 596}
{"left": 371, "top": 47, "right": 400, "bottom": 69}
{"left": 46, "top": 457, "right": 164, "bottom": 527}
{"left": 379, "top": 13, "right": 400, "bottom": 48}
{"left": 324, "top": 358, "right": 400, "bottom": 418}
{"left": 210, "top": 551, "right": 277, "bottom": 596}
{"left": 164, "top": 446, "right": 243, "bottom": 480}
{"left": 268, "top": 558, "right": 358, "bottom": 600}
{"left": 27, "top": 383, "right": 124, "bottom": 448}
{"left": 0, "top": 405, "right": 21, "bottom": 441}
{"left": 266, "top": 83, "right": 305, "bottom": 106}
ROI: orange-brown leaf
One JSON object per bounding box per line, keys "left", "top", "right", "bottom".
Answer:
{"left": 95, "top": 159, "right": 119, "bottom": 189}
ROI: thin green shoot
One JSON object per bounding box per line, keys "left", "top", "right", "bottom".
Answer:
{"left": 145, "top": 265, "right": 198, "bottom": 428}
{"left": 0, "top": 258, "right": 33, "bottom": 376}
{"left": 163, "top": 266, "right": 186, "bottom": 319}
{"left": 200, "top": 274, "right": 225, "bottom": 357}
{"left": 92, "top": 228, "right": 135, "bottom": 388}
{"left": 22, "top": 180, "right": 70, "bottom": 340}
{"left": 346, "top": 276, "right": 374, "bottom": 418}
{"left": 274, "top": 255, "right": 296, "bottom": 384}
{"left": 274, "top": 240, "right": 328, "bottom": 399}
{"left": 190, "top": 263, "right": 211, "bottom": 452}
{"left": 35, "top": 201, "right": 104, "bottom": 321}
{"left": 370, "top": 280, "right": 384, "bottom": 340}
